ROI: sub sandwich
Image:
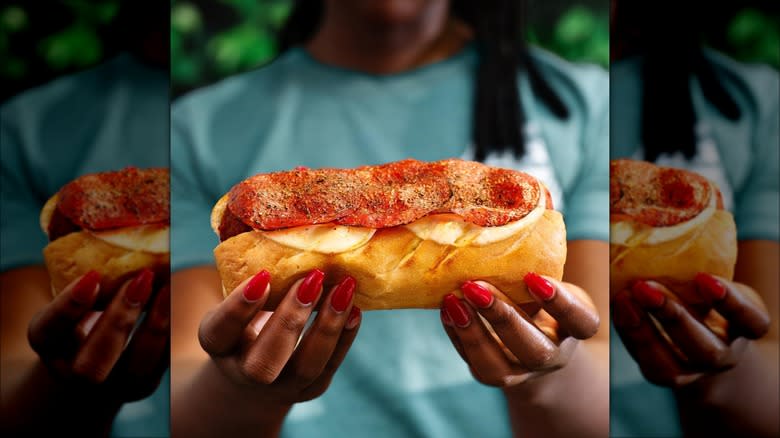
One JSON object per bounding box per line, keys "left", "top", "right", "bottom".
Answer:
{"left": 40, "top": 167, "right": 170, "bottom": 306}
{"left": 211, "top": 158, "right": 567, "bottom": 310}
{"left": 610, "top": 159, "right": 737, "bottom": 308}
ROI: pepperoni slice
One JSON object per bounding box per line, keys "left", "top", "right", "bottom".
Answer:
{"left": 56, "top": 167, "right": 169, "bottom": 230}
{"left": 445, "top": 161, "right": 541, "bottom": 226}
{"left": 218, "top": 208, "right": 252, "bottom": 240}
{"left": 47, "top": 208, "right": 81, "bottom": 241}
{"left": 335, "top": 160, "right": 451, "bottom": 227}
{"left": 229, "top": 167, "right": 361, "bottom": 230}
{"left": 222, "top": 159, "right": 547, "bottom": 238}
{"left": 610, "top": 159, "right": 716, "bottom": 227}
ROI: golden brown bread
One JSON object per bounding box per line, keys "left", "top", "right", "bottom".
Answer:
{"left": 42, "top": 230, "right": 169, "bottom": 305}
{"left": 610, "top": 210, "right": 737, "bottom": 302}
{"left": 607, "top": 160, "right": 737, "bottom": 341}
{"left": 214, "top": 209, "right": 566, "bottom": 310}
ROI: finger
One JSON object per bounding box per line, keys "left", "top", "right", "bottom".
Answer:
{"left": 442, "top": 294, "right": 514, "bottom": 387}
{"left": 198, "top": 270, "right": 271, "bottom": 356}
{"left": 241, "top": 269, "right": 325, "bottom": 384}
{"left": 694, "top": 273, "right": 770, "bottom": 339}
{"left": 285, "top": 276, "right": 356, "bottom": 387}
{"left": 116, "top": 284, "right": 171, "bottom": 379}
{"left": 524, "top": 273, "right": 600, "bottom": 339}
{"left": 28, "top": 271, "right": 101, "bottom": 357}
{"left": 612, "top": 291, "right": 699, "bottom": 387}
{"left": 72, "top": 269, "right": 154, "bottom": 383}
{"left": 632, "top": 281, "right": 732, "bottom": 368}
{"left": 462, "top": 281, "right": 560, "bottom": 370}
{"left": 297, "top": 307, "right": 361, "bottom": 402}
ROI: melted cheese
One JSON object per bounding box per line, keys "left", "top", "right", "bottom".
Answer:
{"left": 610, "top": 185, "right": 717, "bottom": 247}
{"left": 90, "top": 225, "right": 170, "bottom": 254}
{"left": 263, "top": 181, "right": 547, "bottom": 253}
{"left": 264, "top": 224, "right": 377, "bottom": 254}
{"left": 41, "top": 193, "right": 169, "bottom": 253}
{"left": 405, "top": 185, "right": 546, "bottom": 247}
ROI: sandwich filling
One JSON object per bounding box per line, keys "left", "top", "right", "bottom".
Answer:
{"left": 214, "top": 159, "right": 553, "bottom": 253}
{"left": 262, "top": 180, "right": 547, "bottom": 253}
{"left": 40, "top": 167, "right": 170, "bottom": 253}
{"left": 609, "top": 159, "right": 723, "bottom": 247}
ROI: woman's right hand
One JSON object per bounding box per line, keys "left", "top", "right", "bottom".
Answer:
{"left": 197, "top": 269, "right": 361, "bottom": 406}
{"left": 27, "top": 268, "right": 169, "bottom": 403}
{"left": 612, "top": 273, "right": 770, "bottom": 387}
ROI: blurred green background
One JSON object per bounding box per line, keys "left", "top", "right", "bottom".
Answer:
{"left": 1, "top": 0, "right": 123, "bottom": 101}
{"left": 169, "top": 0, "right": 613, "bottom": 97}
{"left": 1, "top": 1, "right": 778, "bottom": 101}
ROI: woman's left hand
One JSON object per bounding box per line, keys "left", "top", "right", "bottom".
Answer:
{"left": 440, "top": 273, "right": 600, "bottom": 387}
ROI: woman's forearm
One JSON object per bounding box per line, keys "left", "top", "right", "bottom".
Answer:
{"left": 503, "top": 340, "right": 609, "bottom": 438}
{"left": 676, "top": 339, "right": 779, "bottom": 438}
{"left": 171, "top": 359, "right": 291, "bottom": 438}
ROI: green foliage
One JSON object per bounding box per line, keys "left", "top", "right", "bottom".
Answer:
{"left": 38, "top": 24, "right": 102, "bottom": 69}
{"left": 1, "top": 6, "right": 27, "bottom": 32}
{"left": 171, "top": 0, "right": 290, "bottom": 88}
{"left": 726, "top": 8, "right": 779, "bottom": 68}
{"left": 529, "top": 5, "right": 609, "bottom": 67}
{"left": 1, "top": 0, "right": 119, "bottom": 81}
{"left": 0, "top": 6, "right": 28, "bottom": 78}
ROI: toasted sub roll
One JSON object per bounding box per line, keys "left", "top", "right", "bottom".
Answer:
{"left": 211, "top": 159, "right": 567, "bottom": 310}
{"left": 610, "top": 159, "right": 737, "bottom": 338}
{"left": 610, "top": 210, "right": 737, "bottom": 302}
{"left": 39, "top": 167, "right": 170, "bottom": 305}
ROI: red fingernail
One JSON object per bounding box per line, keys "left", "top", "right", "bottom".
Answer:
{"left": 440, "top": 308, "right": 453, "bottom": 326}
{"left": 613, "top": 295, "right": 642, "bottom": 329}
{"left": 631, "top": 281, "right": 665, "bottom": 308}
{"left": 443, "top": 294, "right": 470, "bottom": 328}
{"left": 243, "top": 270, "right": 270, "bottom": 302}
{"left": 331, "top": 276, "right": 356, "bottom": 313}
{"left": 345, "top": 306, "right": 361, "bottom": 330}
{"left": 524, "top": 272, "right": 555, "bottom": 301}
{"left": 72, "top": 270, "right": 101, "bottom": 303}
{"left": 126, "top": 269, "right": 154, "bottom": 306}
{"left": 694, "top": 273, "right": 727, "bottom": 301}
{"left": 462, "top": 281, "right": 493, "bottom": 308}
{"left": 297, "top": 269, "right": 325, "bottom": 305}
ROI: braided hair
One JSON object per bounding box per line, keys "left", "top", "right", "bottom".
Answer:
{"left": 621, "top": 2, "right": 741, "bottom": 162}
{"left": 277, "top": 0, "right": 569, "bottom": 162}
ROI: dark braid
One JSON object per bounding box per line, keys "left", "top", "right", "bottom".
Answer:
{"left": 277, "top": 0, "right": 323, "bottom": 53}
{"left": 277, "top": 0, "right": 569, "bottom": 162}
{"left": 638, "top": 2, "right": 740, "bottom": 163}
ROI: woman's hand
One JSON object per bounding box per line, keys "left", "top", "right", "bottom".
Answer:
{"left": 27, "top": 268, "right": 170, "bottom": 403}
{"left": 196, "top": 269, "right": 361, "bottom": 406}
{"left": 612, "top": 273, "right": 770, "bottom": 387}
{"left": 439, "top": 272, "right": 600, "bottom": 387}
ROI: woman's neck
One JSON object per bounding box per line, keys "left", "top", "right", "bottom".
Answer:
{"left": 306, "top": 3, "right": 472, "bottom": 75}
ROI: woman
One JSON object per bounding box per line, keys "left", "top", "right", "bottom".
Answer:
{"left": 170, "top": 1, "right": 609, "bottom": 436}
{"left": 610, "top": 2, "right": 779, "bottom": 437}
{"left": 0, "top": 3, "right": 171, "bottom": 436}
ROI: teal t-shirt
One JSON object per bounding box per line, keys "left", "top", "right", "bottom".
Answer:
{"left": 171, "top": 44, "right": 608, "bottom": 437}
{"left": 1, "top": 53, "right": 171, "bottom": 438}
{"left": 610, "top": 50, "right": 779, "bottom": 437}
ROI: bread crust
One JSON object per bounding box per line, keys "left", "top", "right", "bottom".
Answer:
{"left": 610, "top": 210, "right": 737, "bottom": 305}
{"left": 43, "top": 231, "right": 169, "bottom": 306}
{"left": 214, "top": 210, "right": 566, "bottom": 310}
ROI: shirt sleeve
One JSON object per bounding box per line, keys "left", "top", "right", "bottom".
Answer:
{"left": 735, "top": 72, "right": 779, "bottom": 242}
{"left": 170, "top": 104, "right": 221, "bottom": 271}
{"left": 562, "top": 73, "right": 610, "bottom": 242}
{"left": 0, "top": 106, "right": 49, "bottom": 271}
